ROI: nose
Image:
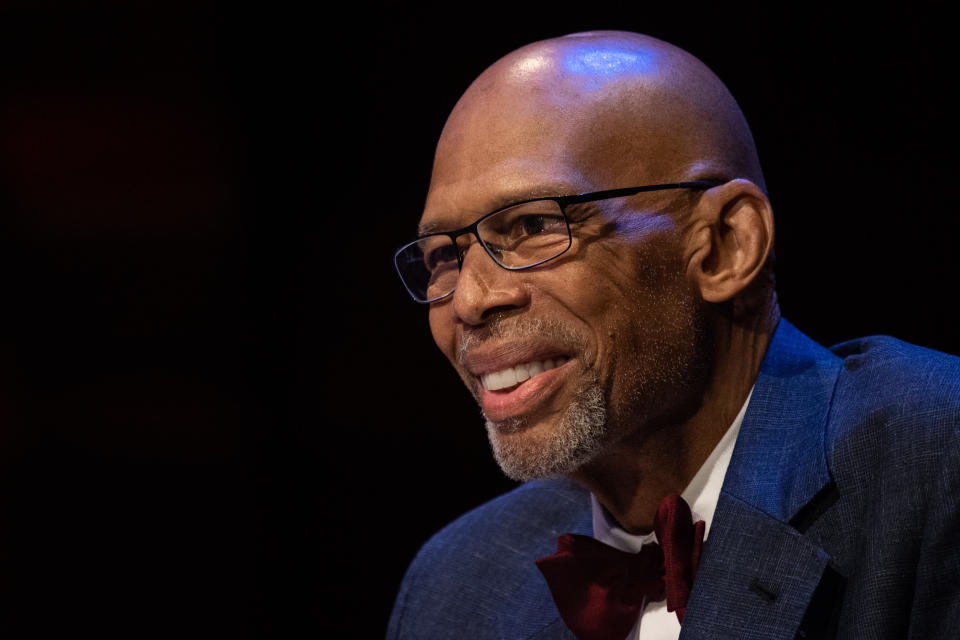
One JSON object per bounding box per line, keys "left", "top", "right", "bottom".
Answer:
{"left": 450, "top": 242, "right": 530, "bottom": 326}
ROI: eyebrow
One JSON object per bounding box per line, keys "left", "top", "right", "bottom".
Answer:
{"left": 416, "top": 220, "right": 450, "bottom": 236}
{"left": 416, "top": 184, "right": 580, "bottom": 237}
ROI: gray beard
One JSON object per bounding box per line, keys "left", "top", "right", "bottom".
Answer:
{"left": 484, "top": 378, "right": 607, "bottom": 482}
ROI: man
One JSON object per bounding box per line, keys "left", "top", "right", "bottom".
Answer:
{"left": 387, "top": 31, "right": 960, "bottom": 639}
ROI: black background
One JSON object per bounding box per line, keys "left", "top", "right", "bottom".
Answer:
{"left": 0, "top": 2, "right": 957, "bottom": 637}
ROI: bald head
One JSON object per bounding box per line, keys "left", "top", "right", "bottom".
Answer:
{"left": 428, "top": 31, "right": 764, "bottom": 212}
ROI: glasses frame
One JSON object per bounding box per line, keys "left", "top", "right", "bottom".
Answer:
{"left": 395, "top": 179, "right": 724, "bottom": 303}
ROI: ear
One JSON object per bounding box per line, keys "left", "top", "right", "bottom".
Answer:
{"left": 684, "top": 179, "right": 774, "bottom": 303}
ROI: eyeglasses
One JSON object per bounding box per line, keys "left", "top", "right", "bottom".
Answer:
{"left": 394, "top": 179, "right": 723, "bottom": 303}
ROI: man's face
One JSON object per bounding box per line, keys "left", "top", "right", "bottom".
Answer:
{"left": 422, "top": 79, "right": 710, "bottom": 481}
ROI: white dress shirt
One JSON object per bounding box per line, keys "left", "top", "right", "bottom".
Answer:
{"left": 590, "top": 389, "right": 753, "bottom": 640}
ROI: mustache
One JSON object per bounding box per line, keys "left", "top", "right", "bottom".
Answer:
{"left": 456, "top": 316, "right": 587, "bottom": 367}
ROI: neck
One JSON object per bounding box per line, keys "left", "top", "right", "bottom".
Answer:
{"left": 569, "top": 304, "right": 779, "bottom": 534}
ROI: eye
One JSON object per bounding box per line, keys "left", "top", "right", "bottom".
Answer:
{"left": 519, "top": 214, "right": 546, "bottom": 235}
{"left": 477, "top": 201, "right": 568, "bottom": 258}
{"left": 511, "top": 213, "right": 566, "bottom": 237}
{"left": 423, "top": 241, "right": 458, "bottom": 271}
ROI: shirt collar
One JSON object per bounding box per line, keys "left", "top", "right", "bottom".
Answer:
{"left": 591, "top": 387, "right": 754, "bottom": 552}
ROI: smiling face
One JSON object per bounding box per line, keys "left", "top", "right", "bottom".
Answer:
{"left": 425, "top": 164, "right": 711, "bottom": 481}
{"left": 421, "top": 33, "right": 749, "bottom": 480}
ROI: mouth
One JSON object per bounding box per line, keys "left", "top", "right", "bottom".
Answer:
{"left": 475, "top": 357, "right": 575, "bottom": 423}
{"left": 480, "top": 356, "right": 570, "bottom": 391}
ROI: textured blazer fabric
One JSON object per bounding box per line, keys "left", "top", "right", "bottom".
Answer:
{"left": 387, "top": 319, "right": 960, "bottom": 639}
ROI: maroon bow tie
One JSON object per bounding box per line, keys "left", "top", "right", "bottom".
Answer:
{"left": 535, "top": 493, "right": 705, "bottom": 640}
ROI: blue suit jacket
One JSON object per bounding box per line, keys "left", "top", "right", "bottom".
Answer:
{"left": 388, "top": 320, "right": 960, "bottom": 639}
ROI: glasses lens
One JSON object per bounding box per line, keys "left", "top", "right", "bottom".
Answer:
{"left": 395, "top": 235, "right": 460, "bottom": 302}
{"left": 477, "top": 200, "right": 570, "bottom": 268}
{"left": 394, "top": 199, "right": 571, "bottom": 303}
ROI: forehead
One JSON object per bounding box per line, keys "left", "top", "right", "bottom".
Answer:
{"left": 419, "top": 74, "right": 677, "bottom": 234}
{"left": 420, "top": 98, "right": 616, "bottom": 234}
{"left": 418, "top": 158, "right": 592, "bottom": 235}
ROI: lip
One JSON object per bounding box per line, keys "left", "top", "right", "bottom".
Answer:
{"left": 479, "top": 358, "right": 575, "bottom": 422}
{"left": 463, "top": 341, "right": 571, "bottom": 377}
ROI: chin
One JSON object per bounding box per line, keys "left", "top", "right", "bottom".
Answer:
{"left": 485, "top": 382, "right": 607, "bottom": 482}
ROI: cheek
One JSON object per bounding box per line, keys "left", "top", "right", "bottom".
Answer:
{"left": 575, "top": 238, "right": 678, "bottom": 309}
{"left": 576, "top": 237, "right": 694, "bottom": 347}
{"left": 428, "top": 305, "right": 457, "bottom": 362}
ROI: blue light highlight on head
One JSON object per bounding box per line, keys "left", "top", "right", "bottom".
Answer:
{"left": 562, "top": 47, "right": 656, "bottom": 77}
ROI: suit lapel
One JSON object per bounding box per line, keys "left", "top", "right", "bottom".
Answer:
{"left": 681, "top": 494, "right": 832, "bottom": 638}
{"left": 682, "top": 320, "right": 843, "bottom": 638}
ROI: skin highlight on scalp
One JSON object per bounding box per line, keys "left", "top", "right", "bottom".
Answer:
{"left": 430, "top": 31, "right": 766, "bottom": 208}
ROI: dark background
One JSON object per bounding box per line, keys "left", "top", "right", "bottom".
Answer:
{"left": 0, "top": 2, "right": 956, "bottom": 637}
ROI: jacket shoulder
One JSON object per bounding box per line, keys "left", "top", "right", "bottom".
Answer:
{"left": 829, "top": 335, "right": 960, "bottom": 428}
{"left": 831, "top": 334, "right": 960, "bottom": 381}
{"left": 810, "top": 337, "right": 960, "bottom": 634}
{"left": 827, "top": 335, "right": 960, "bottom": 459}
{"left": 414, "top": 475, "right": 590, "bottom": 568}
{"left": 825, "top": 335, "right": 960, "bottom": 506}
{"left": 387, "top": 477, "right": 589, "bottom": 639}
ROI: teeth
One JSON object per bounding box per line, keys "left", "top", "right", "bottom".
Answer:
{"left": 514, "top": 363, "right": 531, "bottom": 383}
{"left": 481, "top": 357, "right": 568, "bottom": 391}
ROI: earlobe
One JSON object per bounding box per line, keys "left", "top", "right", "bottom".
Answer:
{"left": 686, "top": 179, "right": 774, "bottom": 303}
